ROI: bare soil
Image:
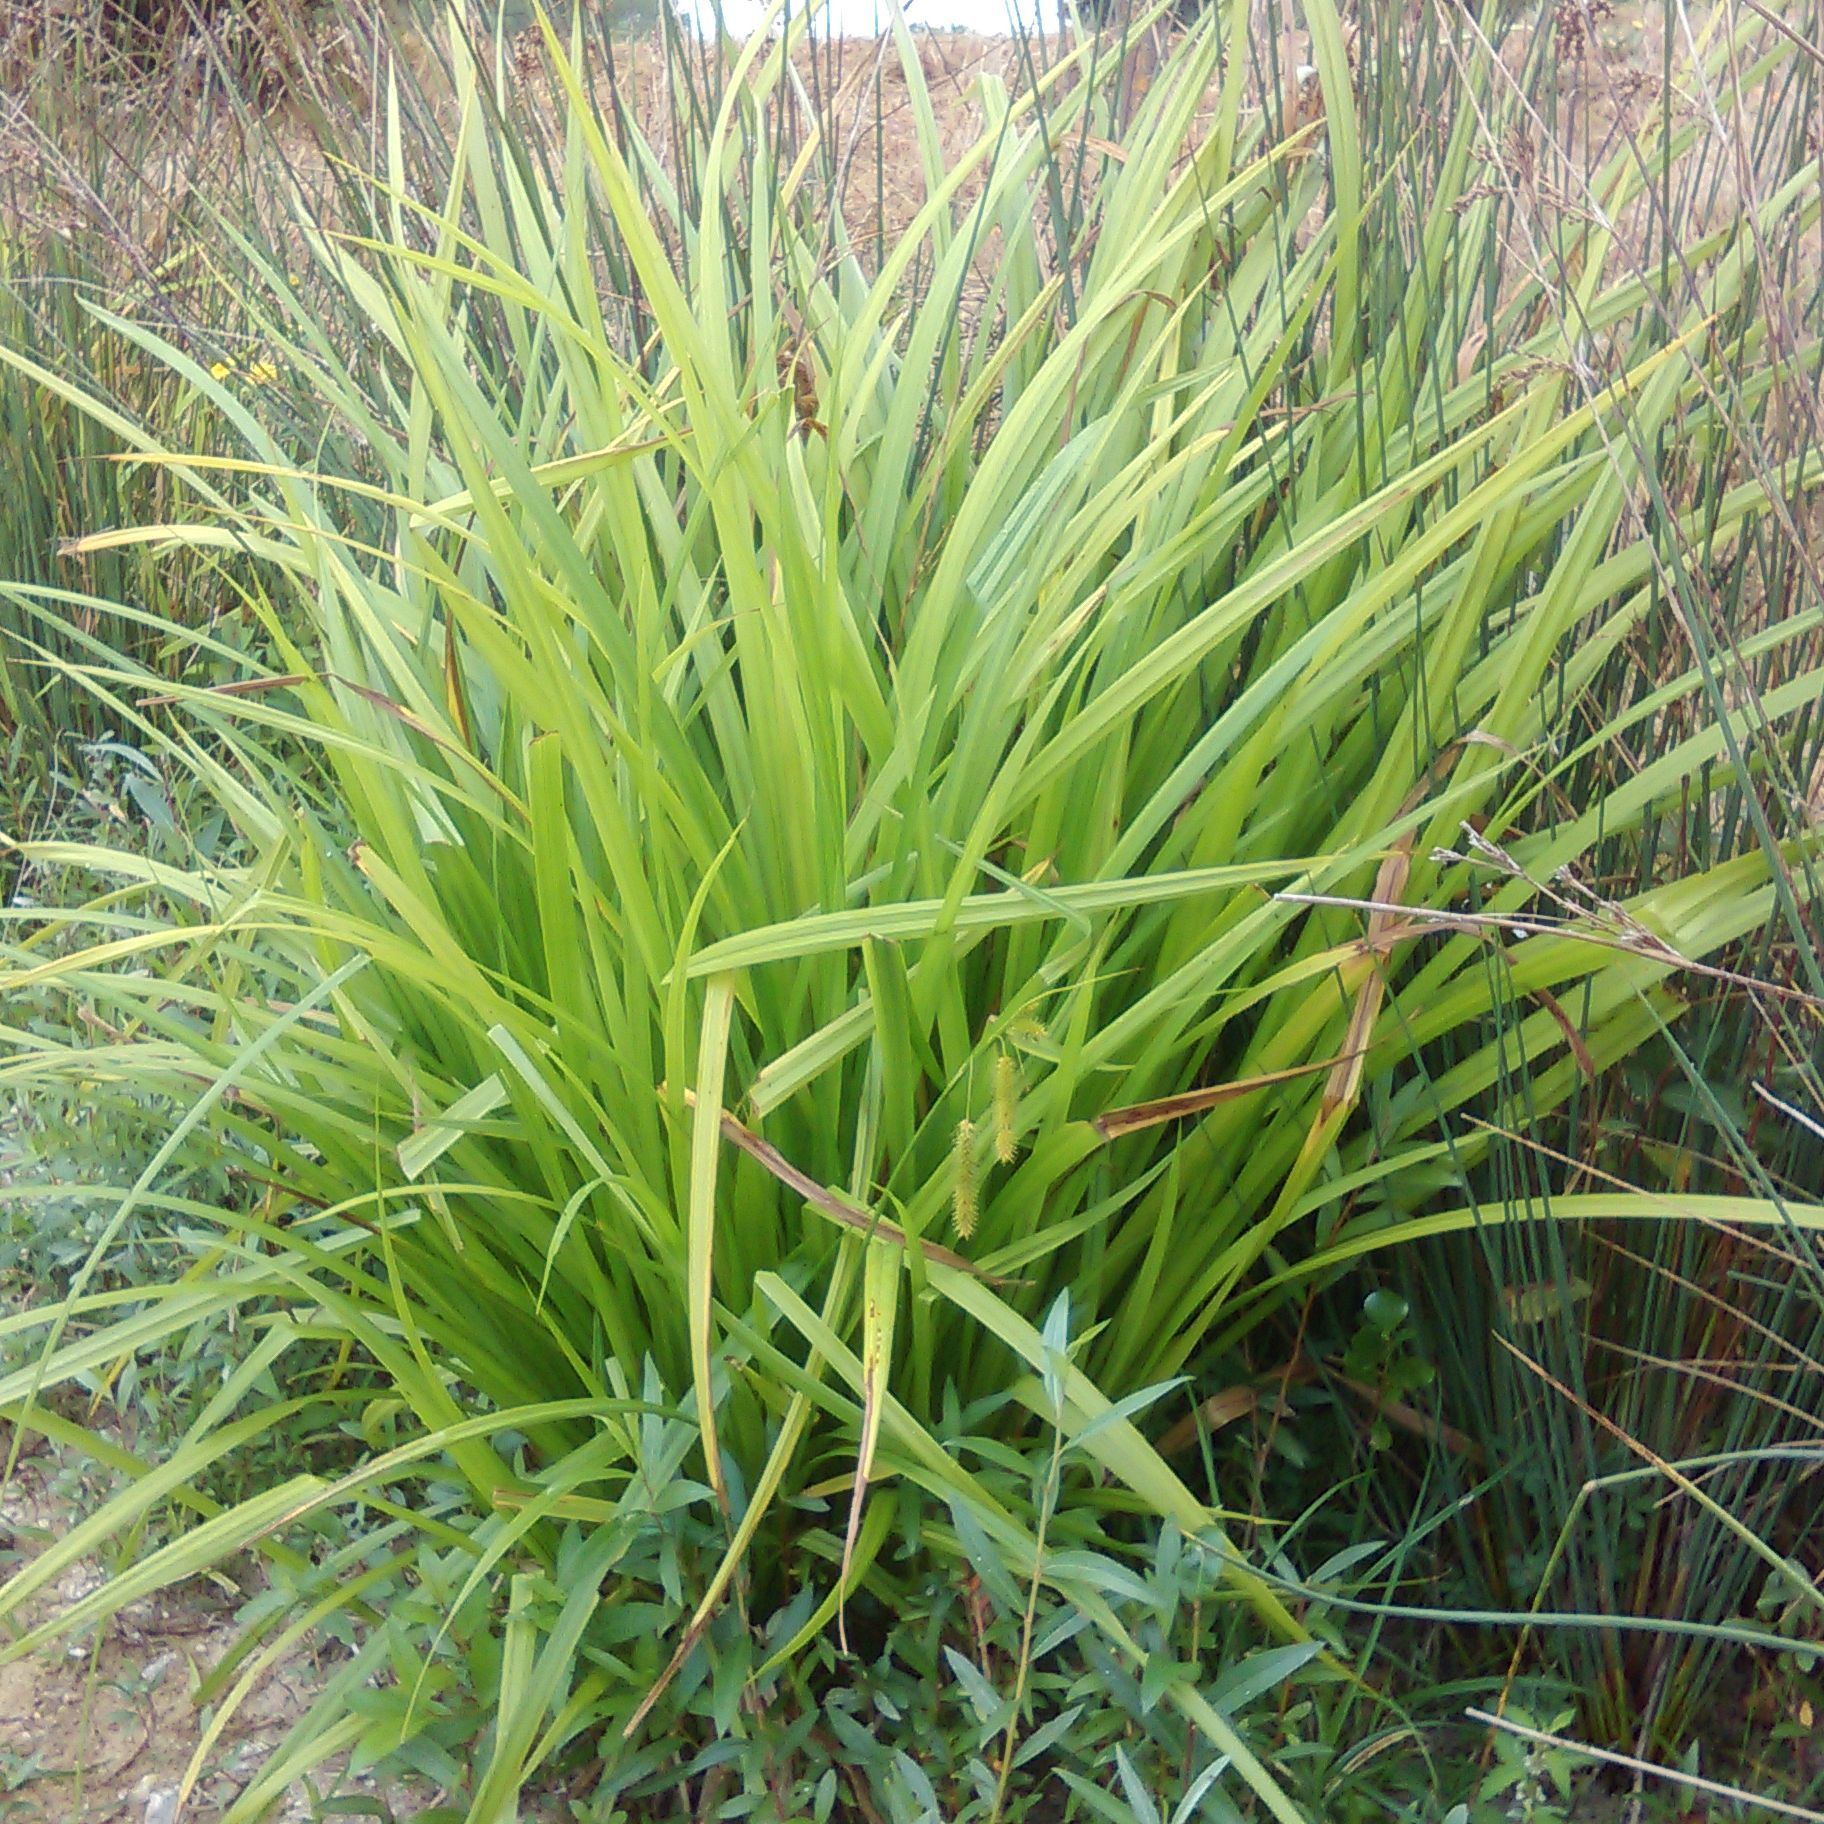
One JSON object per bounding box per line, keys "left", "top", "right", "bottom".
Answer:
{"left": 1, "top": 1461, "right": 433, "bottom": 1823}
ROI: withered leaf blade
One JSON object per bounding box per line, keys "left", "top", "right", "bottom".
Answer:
{"left": 1321, "top": 831, "right": 1417, "bottom": 1119}
{"left": 1091, "top": 1054, "right": 1354, "bottom": 1142}
{"left": 680, "top": 1090, "right": 1000, "bottom": 1280}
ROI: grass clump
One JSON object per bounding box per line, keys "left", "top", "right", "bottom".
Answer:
{"left": 3, "top": 0, "right": 1824, "bottom": 1815}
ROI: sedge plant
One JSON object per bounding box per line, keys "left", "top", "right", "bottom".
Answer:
{"left": 3, "top": 0, "right": 1824, "bottom": 1812}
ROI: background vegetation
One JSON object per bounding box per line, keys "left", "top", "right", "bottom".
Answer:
{"left": 3, "top": 0, "right": 1823, "bottom": 1819}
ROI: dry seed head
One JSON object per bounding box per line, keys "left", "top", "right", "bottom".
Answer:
{"left": 951, "top": 1118, "right": 978, "bottom": 1240}
{"left": 992, "top": 1054, "right": 1019, "bottom": 1165}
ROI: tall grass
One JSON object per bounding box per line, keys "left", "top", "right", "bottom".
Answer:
{"left": 1345, "top": 0, "right": 1824, "bottom": 1755}
{"left": 3, "top": 0, "right": 1824, "bottom": 1811}
{"left": 0, "top": 5, "right": 289, "bottom": 796}
{"left": 0, "top": 0, "right": 448, "bottom": 788}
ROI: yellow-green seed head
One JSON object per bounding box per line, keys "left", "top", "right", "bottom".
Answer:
{"left": 992, "top": 1054, "right": 1019, "bottom": 1165}
{"left": 951, "top": 1118, "right": 978, "bottom": 1240}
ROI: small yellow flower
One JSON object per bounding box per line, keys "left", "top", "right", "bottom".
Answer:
{"left": 208, "top": 357, "right": 280, "bottom": 386}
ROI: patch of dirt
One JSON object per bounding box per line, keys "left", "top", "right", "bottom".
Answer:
{"left": 0, "top": 1467, "right": 432, "bottom": 1824}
